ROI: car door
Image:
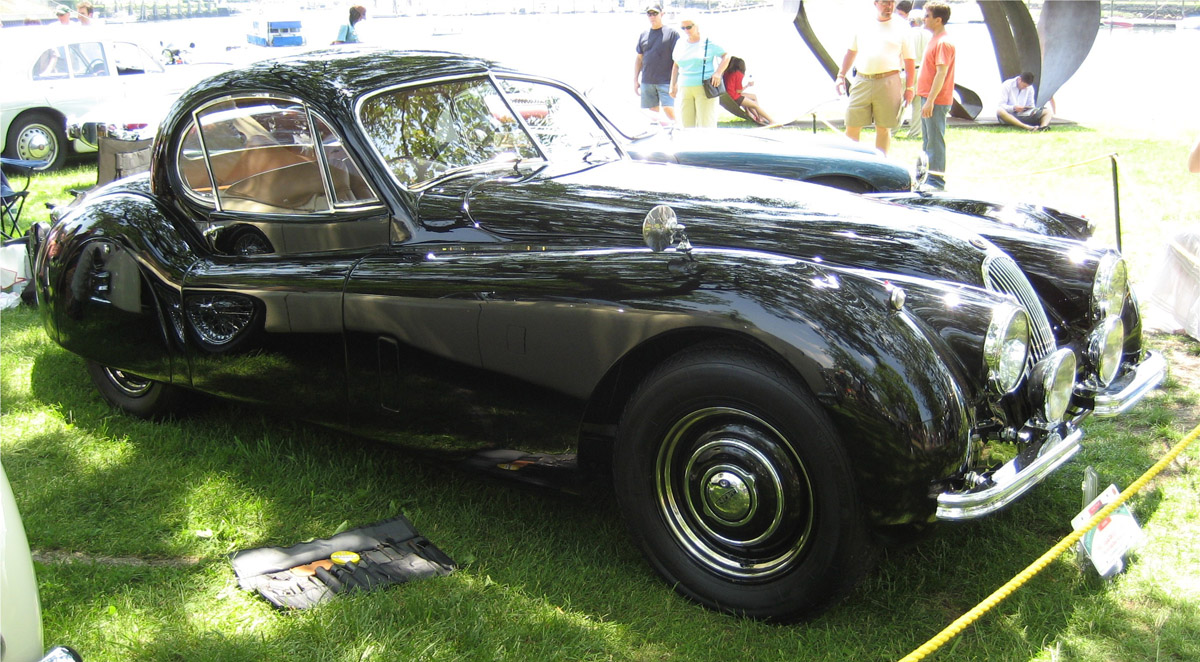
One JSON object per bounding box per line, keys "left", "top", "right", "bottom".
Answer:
{"left": 171, "top": 94, "right": 389, "bottom": 419}
{"left": 341, "top": 75, "right": 697, "bottom": 456}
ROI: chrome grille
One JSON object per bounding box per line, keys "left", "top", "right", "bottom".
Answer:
{"left": 983, "top": 253, "right": 1056, "bottom": 362}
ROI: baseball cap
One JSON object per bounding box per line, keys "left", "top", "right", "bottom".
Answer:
{"left": 55, "top": 5, "right": 70, "bottom": 15}
{"left": 645, "top": 4, "right": 663, "bottom": 13}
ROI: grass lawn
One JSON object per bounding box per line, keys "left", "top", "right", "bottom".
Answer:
{"left": 2, "top": 121, "right": 1199, "bottom": 661}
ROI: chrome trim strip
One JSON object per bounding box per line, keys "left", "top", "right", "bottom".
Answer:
{"left": 936, "top": 426, "right": 1084, "bottom": 521}
{"left": 1093, "top": 350, "right": 1167, "bottom": 418}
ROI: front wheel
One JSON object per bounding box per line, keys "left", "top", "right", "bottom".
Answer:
{"left": 86, "top": 361, "right": 185, "bottom": 418}
{"left": 613, "top": 346, "right": 873, "bottom": 621}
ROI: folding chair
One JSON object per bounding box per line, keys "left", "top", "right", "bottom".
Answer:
{"left": 1, "top": 157, "right": 46, "bottom": 241}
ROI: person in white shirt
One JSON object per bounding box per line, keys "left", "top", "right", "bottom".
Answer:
{"left": 997, "top": 72, "right": 1054, "bottom": 131}
{"left": 835, "top": 0, "right": 915, "bottom": 156}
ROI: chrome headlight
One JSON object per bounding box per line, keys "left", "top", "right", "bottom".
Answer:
{"left": 1092, "top": 254, "right": 1128, "bottom": 318}
{"left": 1030, "top": 348, "right": 1078, "bottom": 425}
{"left": 984, "top": 303, "right": 1030, "bottom": 395}
{"left": 1088, "top": 316, "right": 1125, "bottom": 387}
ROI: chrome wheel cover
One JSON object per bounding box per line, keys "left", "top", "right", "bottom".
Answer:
{"left": 15, "top": 121, "right": 59, "bottom": 164}
{"left": 104, "top": 367, "right": 153, "bottom": 397}
{"left": 655, "top": 407, "right": 814, "bottom": 580}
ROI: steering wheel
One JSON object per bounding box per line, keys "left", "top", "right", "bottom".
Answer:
{"left": 87, "top": 59, "right": 107, "bottom": 75}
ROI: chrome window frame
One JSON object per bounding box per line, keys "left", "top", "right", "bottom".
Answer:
{"left": 175, "top": 93, "right": 383, "bottom": 217}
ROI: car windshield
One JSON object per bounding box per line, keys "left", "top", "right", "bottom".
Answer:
{"left": 495, "top": 78, "right": 619, "bottom": 162}
{"left": 358, "top": 76, "right": 619, "bottom": 189}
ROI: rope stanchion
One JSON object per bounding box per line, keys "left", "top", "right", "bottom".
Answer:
{"left": 897, "top": 421, "right": 1200, "bottom": 662}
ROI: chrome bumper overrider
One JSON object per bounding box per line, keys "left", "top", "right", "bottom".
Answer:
{"left": 1094, "top": 350, "right": 1168, "bottom": 418}
{"left": 937, "top": 427, "right": 1084, "bottom": 521}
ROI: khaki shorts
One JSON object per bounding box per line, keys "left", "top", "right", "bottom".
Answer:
{"left": 845, "top": 73, "right": 903, "bottom": 129}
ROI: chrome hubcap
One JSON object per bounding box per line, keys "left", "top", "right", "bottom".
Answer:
{"left": 656, "top": 407, "right": 813, "bottom": 581}
{"left": 104, "top": 367, "right": 152, "bottom": 397}
{"left": 17, "top": 124, "right": 57, "bottom": 163}
{"left": 701, "top": 467, "right": 754, "bottom": 524}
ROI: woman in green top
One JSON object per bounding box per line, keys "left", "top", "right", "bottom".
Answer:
{"left": 333, "top": 5, "right": 366, "bottom": 45}
{"left": 669, "top": 15, "right": 731, "bottom": 128}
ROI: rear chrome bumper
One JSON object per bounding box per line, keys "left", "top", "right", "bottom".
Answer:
{"left": 936, "top": 427, "right": 1084, "bottom": 521}
{"left": 1094, "top": 350, "right": 1167, "bottom": 418}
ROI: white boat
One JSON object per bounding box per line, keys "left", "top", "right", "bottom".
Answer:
{"left": 247, "top": 14, "right": 305, "bottom": 47}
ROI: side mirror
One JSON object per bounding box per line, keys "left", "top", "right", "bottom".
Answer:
{"left": 913, "top": 151, "right": 930, "bottom": 190}
{"left": 642, "top": 205, "right": 691, "bottom": 254}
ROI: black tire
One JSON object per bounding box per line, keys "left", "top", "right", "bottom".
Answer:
{"left": 4, "top": 111, "right": 67, "bottom": 171}
{"left": 613, "top": 346, "right": 873, "bottom": 621}
{"left": 86, "top": 361, "right": 185, "bottom": 418}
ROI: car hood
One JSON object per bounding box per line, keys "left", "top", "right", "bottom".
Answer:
{"left": 622, "top": 129, "right": 913, "bottom": 192}
{"left": 416, "top": 159, "right": 991, "bottom": 287}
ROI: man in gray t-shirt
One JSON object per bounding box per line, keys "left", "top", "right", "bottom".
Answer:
{"left": 634, "top": 4, "right": 681, "bottom": 121}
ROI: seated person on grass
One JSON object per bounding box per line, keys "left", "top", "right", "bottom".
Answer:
{"left": 997, "top": 71, "right": 1054, "bottom": 131}
{"left": 723, "top": 57, "right": 775, "bottom": 126}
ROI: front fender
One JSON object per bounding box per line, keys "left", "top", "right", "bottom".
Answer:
{"left": 455, "top": 245, "right": 971, "bottom": 525}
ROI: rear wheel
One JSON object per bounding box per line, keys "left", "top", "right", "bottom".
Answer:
{"left": 5, "top": 111, "right": 67, "bottom": 171}
{"left": 86, "top": 361, "right": 185, "bottom": 418}
{"left": 613, "top": 346, "right": 873, "bottom": 621}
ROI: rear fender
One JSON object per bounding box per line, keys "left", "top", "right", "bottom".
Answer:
{"left": 36, "top": 191, "right": 198, "bottom": 385}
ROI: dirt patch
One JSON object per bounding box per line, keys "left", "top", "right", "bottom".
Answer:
{"left": 32, "top": 549, "right": 201, "bottom": 568}
{"left": 1146, "top": 331, "right": 1200, "bottom": 426}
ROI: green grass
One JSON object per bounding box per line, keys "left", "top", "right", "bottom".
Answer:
{"left": 3, "top": 124, "right": 1200, "bottom": 661}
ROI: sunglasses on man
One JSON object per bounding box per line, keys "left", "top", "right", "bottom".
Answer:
{"left": 646, "top": 10, "right": 659, "bottom": 16}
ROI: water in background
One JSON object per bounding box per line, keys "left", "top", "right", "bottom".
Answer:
{"left": 84, "top": 5, "right": 1198, "bottom": 132}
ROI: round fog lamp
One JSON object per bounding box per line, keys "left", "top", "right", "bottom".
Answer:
{"left": 1031, "top": 348, "right": 1077, "bottom": 425}
{"left": 1089, "top": 316, "right": 1125, "bottom": 387}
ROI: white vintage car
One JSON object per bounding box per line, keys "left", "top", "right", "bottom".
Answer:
{"left": 0, "top": 29, "right": 224, "bottom": 171}
{"left": 1, "top": 463, "right": 81, "bottom": 662}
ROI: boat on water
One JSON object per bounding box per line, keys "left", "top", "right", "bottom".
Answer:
{"left": 247, "top": 14, "right": 305, "bottom": 47}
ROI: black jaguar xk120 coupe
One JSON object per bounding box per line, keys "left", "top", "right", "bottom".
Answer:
{"left": 30, "top": 48, "right": 1165, "bottom": 621}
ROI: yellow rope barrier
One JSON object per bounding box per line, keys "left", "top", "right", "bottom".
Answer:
{"left": 897, "top": 421, "right": 1200, "bottom": 662}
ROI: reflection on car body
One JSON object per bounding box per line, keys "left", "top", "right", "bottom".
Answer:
{"left": 30, "top": 48, "right": 1166, "bottom": 622}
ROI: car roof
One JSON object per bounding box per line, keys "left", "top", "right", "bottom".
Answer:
{"left": 174, "top": 47, "right": 510, "bottom": 109}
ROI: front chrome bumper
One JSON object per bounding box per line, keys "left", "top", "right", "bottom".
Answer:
{"left": 1094, "top": 350, "right": 1168, "bottom": 417}
{"left": 936, "top": 426, "right": 1084, "bottom": 521}
{"left": 936, "top": 349, "right": 1168, "bottom": 521}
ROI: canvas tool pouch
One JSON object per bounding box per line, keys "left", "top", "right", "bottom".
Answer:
{"left": 229, "top": 515, "right": 455, "bottom": 609}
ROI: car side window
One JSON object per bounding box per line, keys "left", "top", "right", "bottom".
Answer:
{"left": 109, "top": 42, "right": 163, "bottom": 76}
{"left": 32, "top": 47, "right": 69, "bottom": 80}
{"left": 359, "top": 77, "right": 539, "bottom": 189}
{"left": 497, "top": 79, "right": 618, "bottom": 162}
{"left": 177, "top": 97, "right": 378, "bottom": 214}
{"left": 68, "top": 42, "right": 109, "bottom": 78}
{"left": 312, "top": 113, "right": 377, "bottom": 207}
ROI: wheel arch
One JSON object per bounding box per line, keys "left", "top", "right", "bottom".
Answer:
{"left": 579, "top": 328, "right": 798, "bottom": 472}
{"left": 3, "top": 106, "right": 69, "bottom": 154}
